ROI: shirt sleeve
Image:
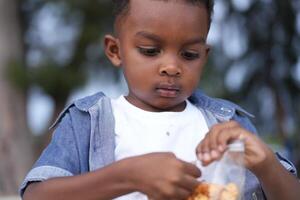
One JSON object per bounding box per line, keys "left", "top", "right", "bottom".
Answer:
{"left": 19, "top": 111, "right": 81, "bottom": 196}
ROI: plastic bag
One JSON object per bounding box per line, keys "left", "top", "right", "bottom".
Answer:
{"left": 194, "top": 140, "right": 246, "bottom": 200}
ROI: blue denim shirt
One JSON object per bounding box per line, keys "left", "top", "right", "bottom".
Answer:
{"left": 19, "top": 90, "right": 297, "bottom": 199}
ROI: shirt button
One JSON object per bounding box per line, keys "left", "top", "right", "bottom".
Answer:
{"left": 252, "top": 192, "right": 258, "bottom": 200}
{"left": 220, "top": 107, "right": 233, "bottom": 113}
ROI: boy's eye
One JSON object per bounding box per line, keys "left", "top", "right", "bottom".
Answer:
{"left": 181, "top": 51, "right": 200, "bottom": 60}
{"left": 138, "top": 47, "right": 161, "bottom": 56}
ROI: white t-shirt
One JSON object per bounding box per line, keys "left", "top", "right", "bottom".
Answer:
{"left": 111, "top": 96, "right": 209, "bottom": 200}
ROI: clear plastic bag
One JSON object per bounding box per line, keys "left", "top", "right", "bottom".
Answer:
{"left": 195, "top": 140, "right": 246, "bottom": 200}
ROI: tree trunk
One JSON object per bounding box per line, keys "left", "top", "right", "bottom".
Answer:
{"left": 0, "top": 0, "right": 34, "bottom": 195}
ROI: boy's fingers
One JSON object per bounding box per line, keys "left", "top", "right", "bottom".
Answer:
{"left": 178, "top": 175, "right": 201, "bottom": 192}
{"left": 155, "top": 185, "right": 192, "bottom": 200}
{"left": 182, "top": 161, "right": 201, "bottom": 178}
{"left": 197, "top": 121, "right": 232, "bottom": 149}
{"left": 207, "top": 126, "right": 225, "bottom": 158}
{"left": 196, "top": 140, "right": 212, "bottom": 162}
{"left": 200, "top": 127, "right": 246, "bottom": 166}
{"left": 196, "top": 133, "right": 208, "bottom": 154}
{"left": 218, "top": 126, "right": 245, "bottom": 147}
{"left": 207, "top": 123, "right": 223, "bottom": 150}
{"left": 215, "top": 121, "right": 240, "bottom": 147}
{"left": 208, "top": 121, "right": 241, "bottom": 148}
{"left": 172, "top": 187, "right": 192, "bottom": 200}
{"left": 197, "top": 121, "right": 242, "bottom": 161}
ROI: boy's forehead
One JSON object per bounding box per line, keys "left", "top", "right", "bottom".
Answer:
{"left": 128, "top": 0, "right": 205, "bottom": 14}
{"left": 116, "top": 0, "right": 209, "bottom": 36}
{"left": 130, "top": 0, "right": 202, "bottom": 6}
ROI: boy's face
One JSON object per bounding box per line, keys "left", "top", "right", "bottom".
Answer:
{"left": 105, "top": 0, "right": 210, "bottom": 112}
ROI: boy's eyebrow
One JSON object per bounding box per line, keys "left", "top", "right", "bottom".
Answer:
{"left": 184, "top": 37, "right": 206, "bottom": 46}
{"left": 135, "top": 31, "right": 206, "bottom": 45}
{"left": 135, "top": 31, "right": 162, "bottom": 43}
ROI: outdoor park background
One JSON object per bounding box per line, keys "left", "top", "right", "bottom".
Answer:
{"left": 0, "top": 0, "right": 300, "bottom": 197}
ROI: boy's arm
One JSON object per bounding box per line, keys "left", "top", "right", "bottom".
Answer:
{"left": 23, "top": 158, "right": 136, "bottom": 200}
{"left": 233, "top": 114, "right": 300, "bottom": 199}
{"left": 23, "top": 153, "right": 201, "bottom": 200}
{"left": 196, "top": 120, "right": 300, "bottom": 200}
{"left": 254, "top": 151, "right": 300, "bottom": 200}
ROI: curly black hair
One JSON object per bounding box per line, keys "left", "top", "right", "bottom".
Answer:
{"left": 112, "top": 0, "right": 214, "bottom": 30}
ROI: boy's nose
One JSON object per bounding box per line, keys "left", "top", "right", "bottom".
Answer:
{"left": 159, "top": 62, "right": 182, "bottom": 77}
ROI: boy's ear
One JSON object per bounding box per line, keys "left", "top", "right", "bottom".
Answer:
{"left": 200, "top": 44, "right": 210, "bottom": 66}
{"left": 204, "top": 45, "right": 210, "bottom": 60}
{"left": 104, "top": 34, "right": 122, "bottom": 67}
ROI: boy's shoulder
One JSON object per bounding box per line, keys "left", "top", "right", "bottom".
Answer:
{"left": 50, "top": 91, "right": 107, "bottom": 129}
{"left": 189, "top": 90, "right": 254, "bottom": 119}
{"left": 73, "top": 91, "right": 106, "bottom": 112}
{"left": 189, "top": 90, "right": 257, "bottom": 134}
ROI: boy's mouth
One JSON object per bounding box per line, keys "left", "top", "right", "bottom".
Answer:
{"left": 156, "top": 84, "right": 180, "bottom": 98}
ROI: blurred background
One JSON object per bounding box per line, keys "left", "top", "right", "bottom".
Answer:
{"left": 0, "top": 0, "right": 299, "bottom": 197}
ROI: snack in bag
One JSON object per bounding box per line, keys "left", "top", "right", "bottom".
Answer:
{"left": 188, "top": 140, "right": 246, "bottom": 200}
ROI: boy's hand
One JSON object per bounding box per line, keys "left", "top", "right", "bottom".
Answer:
{"left": 196, "top": 121, "right": 276, "bottom": 175}
{"left": 124, "top": 152, "right": 201, "bottom": 200}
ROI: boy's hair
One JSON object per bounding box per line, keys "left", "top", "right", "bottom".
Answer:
{"left": 113, "top": 0, "right": 214, "bottom": 31}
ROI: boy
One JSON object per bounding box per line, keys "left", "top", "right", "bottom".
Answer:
{"left": 20, "top": 0, "right": 300, "bottom": 199}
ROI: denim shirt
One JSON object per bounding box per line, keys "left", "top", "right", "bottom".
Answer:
{"left": 19, "top": 90, "right": 297, "bottom": 199}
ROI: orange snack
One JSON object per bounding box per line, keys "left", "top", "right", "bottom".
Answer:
{"left": 187, "top": 182, "right": 239, "bottom": 200}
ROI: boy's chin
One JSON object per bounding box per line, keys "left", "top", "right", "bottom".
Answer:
{"left": 149, "top": 100, "right": 187, "bottom": 112}
{"left": 125, "top": 94, "right": 187, "bottom": 112}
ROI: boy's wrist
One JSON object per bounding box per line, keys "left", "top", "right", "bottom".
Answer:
{"left": 117, "top": 156, "right": 144, "bottom": 193}
{"left": 119, "top": 158, "right": 139, "bottom": 192}
{"left": 250, "top": 150, "right": 300, "bottom": 200}
{"left": 251, "top": 149, "right": 279, "bottom": 179}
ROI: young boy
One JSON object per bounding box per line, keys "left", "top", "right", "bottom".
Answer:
{"left": 20, "top": 0, "right": 300, "bottom": 199}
